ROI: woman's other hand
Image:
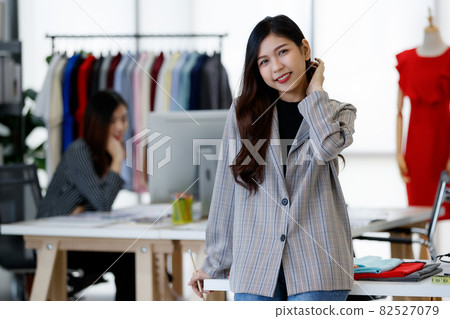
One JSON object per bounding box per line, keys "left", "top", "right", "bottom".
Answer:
{"left": 187, "top": 269, "right": 213, "bottom": 299}
{"left": 107, "top": 137, "right": 125, "bottom": 174}
{"left": 70, "top": 205, "right": 85, "bottom": 215}
{"left": 306, "top": 58, "right": 325, "bottom": 96}
{"left": 396, "top": 152, "right": 410, "bottom": 183}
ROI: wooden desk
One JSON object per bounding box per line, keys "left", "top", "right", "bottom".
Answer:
{"left": 348, "top": 206, "right": 431, "bottom": 237}
{"left": 0, "top": 206, "right": 431, "bottom": 301}
{"left": 1, "top": 206, "right": 177, "bottom": 301}
{"left": 25, "top": 236, "right": 173, "bottom": 301}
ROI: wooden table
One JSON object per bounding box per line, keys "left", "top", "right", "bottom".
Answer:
{"left": 0, "top": 206, "right": 431, "bottom": 300}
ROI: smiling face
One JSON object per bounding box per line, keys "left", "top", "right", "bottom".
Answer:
{"left": 257, "top": 33, "right": 311, "bottom": 102}
{"left": 108, "top": 104, "right": 128, "bottom": 141}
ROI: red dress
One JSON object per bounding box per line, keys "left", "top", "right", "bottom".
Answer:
{"left": 396, "top": 47, "right": 450, "bottom": 219}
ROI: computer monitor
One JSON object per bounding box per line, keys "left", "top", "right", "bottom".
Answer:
{"left": 147, "top": 110, "right": 229, "bottom": 206}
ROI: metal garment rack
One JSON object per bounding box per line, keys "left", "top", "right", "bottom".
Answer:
{"left": 46, "top": 33, "right": 227, "bottom": 56}
{"left": 46, "top": 33, "right": 228, "bottom": 109}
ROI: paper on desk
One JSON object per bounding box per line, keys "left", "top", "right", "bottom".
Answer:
{"left": 113, "top": 204, "right": 174, "bottom": 226}
{"left": 112, "top": 203, "right": 172, "bottom": 218}
{"left": 347, "top": 207, "right": 389, "bottom": 227}
{"left": 35, "top": 213, "right": 124, "bottom": 227}
{"left": 204, "top": 279, "right": 230, "bottom": 291}
{"left": 36, "top": 204, "right": 174, "bottom": 227}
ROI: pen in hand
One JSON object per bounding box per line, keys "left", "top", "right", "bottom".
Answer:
{"left": 188, "top": 249, "right": 206, "bottom": 301}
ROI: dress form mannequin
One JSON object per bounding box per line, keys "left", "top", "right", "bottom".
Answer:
{"left": 416, "top": 11, "right": 447, "bottom": 57}
{"left": 393, "top": 11, "right": 450, "bottom": 302}
{"left": 396, "top": 10, "right": 449, "bottom": 184}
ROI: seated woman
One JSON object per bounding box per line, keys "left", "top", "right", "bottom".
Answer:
{"left": 38, "top": 90, "right": 135, "bottom": 300}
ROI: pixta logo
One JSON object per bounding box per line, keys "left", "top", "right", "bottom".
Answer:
{"left": 126, "top": 129, "right": 172, "bottom": 176}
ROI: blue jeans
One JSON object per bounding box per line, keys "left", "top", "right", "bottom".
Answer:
{"left": 234, "top": 265, "right": 349, "bottom": 301}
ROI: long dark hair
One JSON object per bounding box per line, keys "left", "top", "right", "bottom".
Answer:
{"left": 83, "top": 90, "right": 127, "bottom": 177}
{"left": 231, "top": 15, "right": 314, "bottom": 194}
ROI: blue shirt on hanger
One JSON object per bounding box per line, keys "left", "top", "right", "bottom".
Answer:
{"left": 62, "top": 54, "right": 81, "bottom": 152}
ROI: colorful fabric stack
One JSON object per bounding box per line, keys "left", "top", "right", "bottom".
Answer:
{"left": 354, "top": 256, "right": 442, "bottom": 282}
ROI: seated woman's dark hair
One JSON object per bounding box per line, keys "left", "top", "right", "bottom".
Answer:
{"left": 83, "top": 90, "right": 127, "bottom": 177}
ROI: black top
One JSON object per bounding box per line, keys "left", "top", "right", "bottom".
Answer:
{"left": 276, "top": 99, "right": 303, "bottom": 176}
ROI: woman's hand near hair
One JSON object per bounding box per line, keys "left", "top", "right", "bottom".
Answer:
{"left": 107, "top": 136, "right": 125, "bottom": 174}
{"left": 306, "top": 58, "right": 325, "bottom": 96}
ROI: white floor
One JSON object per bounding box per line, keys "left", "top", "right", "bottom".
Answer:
{"left": 1, "top": 154, "right": 448, "bottom": 301}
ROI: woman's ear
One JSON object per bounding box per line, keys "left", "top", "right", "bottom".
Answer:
{"left": 301, "top": 39, "right": 311, "bottom": 60}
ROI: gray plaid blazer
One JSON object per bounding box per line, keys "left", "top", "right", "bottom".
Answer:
{"left": 201, "top": 91, "right": 357, "bottom": 297}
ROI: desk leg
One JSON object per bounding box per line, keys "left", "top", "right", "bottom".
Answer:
{"left": 30, "top": 239, "right": 59, "bottom": 301}
{"left": 49, "top": 250, "right": 67, "bottom": 300}
{"left": 162, "top": 241, "right": 176, "bottom": 300}
{"left": 171, "top": 240, "right": 183, "bottom": 297}
{"left": 135, "top": 242, "right": 153, "bottom": 301}
{"left": 154, "top": 249, "right": 172, "bottom": 300}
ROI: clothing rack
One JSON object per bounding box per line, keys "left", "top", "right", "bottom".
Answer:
{"left": 46, "top": 33, "right": 229, "bottom": 109}
{"left": 46, "top": 33, "right": 228, "bottom": 55}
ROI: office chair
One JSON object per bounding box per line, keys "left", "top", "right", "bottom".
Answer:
{"left": 0, "top": 164, "right": 109, "bottom": 300}
{"left": 0, "top": 163, "right": 42, "bottom": 300}
{"left": 353, "top": 170, "right": 450, "bottom": 261}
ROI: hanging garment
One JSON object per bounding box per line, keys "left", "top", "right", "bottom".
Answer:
{"left": 35, "top": 53, "right": 65, "bottom": 182}
{"left": 138, "top": 52, "right": 155, "bottom": 188}
{"left": 169, "top": 51, "right": 190, "bottom": 111}
{"left": 396, "top": 48, "right": 450, "bottom": 219}
{"left": 140, "top": 52, "right": 155, "bottom": 118}
{"left": 98, "top": 54, "right": 113, "bottom": 90}
{"left": 69, "top": 55, "right": 85, "bottom": 138}
{"left": 35, "top": 54, "right": 62, "bottom": 121}
{"left": 107, "top": 52, "right": 122, "bottom": 89}
{"left": 76, "top": 54, "right": 97, "bottom": 137}
{"left": 62, "top": 54, "right": 81, "bottom": 152}
{"left": 133, "top": 52, "right": 148, "bottom": 134}
{"left": 162, "top": 52, "right": 182, "bottom": 111}
{"left": 150, "top": 52, "right": 164, "bottom": 112}
{"left": 89, "top": 55, "right": 104, "bottom": 97}
{"left": 132, "top": 52, "right": 149, "bottom": 192}
{"left": 47, "top": 56, "right": 67, "bottom": 179}
{"left": 189, "top": 54, "right": 208, "bottom": 110}
{"left": 178, "top": 52, "right": 200, "bottom": 110}
{"left": 199, "top": 53, "right": 233, "bottom": 110}
{"left": 153, "top": 53, "right": 171, "bottom": 113}
{"left": 114, "top": 54, "right": 134, "bottom": 190}
{"left": 123, "top": 56, "right": 138, "bottom": 191}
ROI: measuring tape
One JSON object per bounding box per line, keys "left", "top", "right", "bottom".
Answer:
{"left": 431, "top": 275, "right": 450, "bottom": 284}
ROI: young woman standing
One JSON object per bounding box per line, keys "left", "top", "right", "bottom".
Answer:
{"left": 189, "top": 15, "right": 356, "bottom": 301}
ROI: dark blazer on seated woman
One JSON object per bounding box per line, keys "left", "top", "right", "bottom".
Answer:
{"left": 37, "top": 138, "right": 124, "bottom": 218}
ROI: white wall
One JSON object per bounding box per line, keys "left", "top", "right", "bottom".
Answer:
{"left": 313, "top": 0, "right": 437, "bottom": 154}
{"left": 18, "top": 0, "right": 449, "bottom": 155}
{"left": 18, "top": 0, "right": 135, "bottom": 91}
